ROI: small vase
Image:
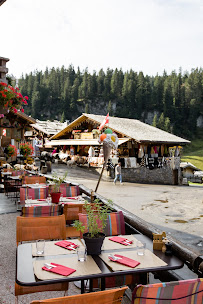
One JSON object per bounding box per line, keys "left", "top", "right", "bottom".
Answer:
{"left": 83, "top": 232, "right": 105, "bottom": 255}
{"left": 50, "top": 192, "right": 61, "bottom": 204}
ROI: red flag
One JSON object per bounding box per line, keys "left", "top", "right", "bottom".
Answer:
{"left": 99, "top": 113, "right": 109, "bottom": 131}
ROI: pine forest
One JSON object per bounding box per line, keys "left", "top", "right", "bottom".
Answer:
{"left": 18, "top": 66, "right": 203, "bottom": 139}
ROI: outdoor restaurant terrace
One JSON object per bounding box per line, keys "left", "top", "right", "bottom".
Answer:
{"left": 0, "top": 162, "right": 202, "bottom": 303}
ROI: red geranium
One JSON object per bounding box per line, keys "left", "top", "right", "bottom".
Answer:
{"left": 0, "top": 82, "right": 29, "bottom": 114}
{"left": 7, "top": 144, "right": 18, "bottom": 157}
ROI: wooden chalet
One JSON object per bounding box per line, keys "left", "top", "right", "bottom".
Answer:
{"left": 48, "top": 114, "right": 190, "bottom": 185}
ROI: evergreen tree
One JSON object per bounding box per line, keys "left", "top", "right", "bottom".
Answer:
{"left": 60, "top": 112, "right": 65, "bottom": 122}
{"left": 152, "top": 114, "right": 158, "bottom": 127}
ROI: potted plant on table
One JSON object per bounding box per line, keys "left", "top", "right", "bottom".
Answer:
{"left": 73, "top": 199, "right": 112, "bottom": 255}
{"left": 50, "top": 172, "right": 68, "bottom": 203}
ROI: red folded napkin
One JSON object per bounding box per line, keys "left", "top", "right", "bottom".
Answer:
{"left": 42, "top": 263, "right": 76, "bottom": 276}
{"left": 55, "top": 240, "right": 78, "bottom": 250}
{"left": 37, "top": 199, "right": 46, "bottom": 201}
{"left": 109, "top": 254, "right": 140, "bottom": 268}
{"left": 67, "top": 197, "right": 77, "bottom": 200}
{"left": 109, "top": 236, "right": 133, "bottom": 246}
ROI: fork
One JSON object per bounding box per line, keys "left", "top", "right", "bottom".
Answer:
{"left": 108, "top": 254, "right": 122, "bottom": 261}
{"left": 44, "top": 263, "right": 57, "bottom": 269}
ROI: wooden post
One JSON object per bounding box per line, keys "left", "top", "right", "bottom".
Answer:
{"left": 90, "top": 191, "right": 94, "bottom": 203}
{"left": 95, "top": 163, "right": 105, "bottom": 193}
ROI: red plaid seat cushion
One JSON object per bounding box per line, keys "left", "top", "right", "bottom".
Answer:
{"left": 132, "top": 278, "right": 203, "bottom": 304}
{"left": 20, "top": 187, "right": 47, "bottom": 204}
{"left": 78, "top": 211, "right": 125, "bottom": 237}
{"left": 60, "top": 184, "right": 80, "bottom": 197}
{"left": 12, "top": 170, "right": 25, "bottom": 176}
{"left": 21, "top": 205, "right": 61, "bottom": 217}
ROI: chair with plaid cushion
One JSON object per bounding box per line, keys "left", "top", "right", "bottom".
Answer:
{"left": 60, "top": 184, "right": 80, "bottom": 197}
{"left": 63, "top": 203, "right": 85, "bottom": 238}
{"left": 21, "top": 205, "right": 61, "bottom": 217}
{"left": 12, "top": 170, "right": 25, "bottom": 176}
{"left": 132, "top": 278, "right": 203, "bottom": 304}
{"left": 78, "top": 211, "right": 139, "bottom": 290}
{"left": 78, "top": 210, "right": 126, "bottom": 237}
{"left": 20, "top": 187, "right": 48, "bottom": 204}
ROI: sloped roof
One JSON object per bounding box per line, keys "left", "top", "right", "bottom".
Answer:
{"left": 12, "top": 110, "right": 36, "bottom": 124}
{"left": 51, "top": 113, "right": 190, "bottom": 145}
{"left": 31, "top": 120, "right": 68, "bottom": 136}
{"left": 180, "top": 162, "right": 200, "bottom": 171}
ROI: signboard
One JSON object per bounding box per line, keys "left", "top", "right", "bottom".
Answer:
{"left": 24, "top": 131, "right": 33, "bottom": 137}
{"left": 81, "top": 132, "right": 93, "bottom": 139}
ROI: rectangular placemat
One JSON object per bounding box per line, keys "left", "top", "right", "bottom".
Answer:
{"left": 102, "top": 235, "right": 139, "bottom": 250}
{"left": 100, "top": 249, "right": 167, "bottom": 271}
{"left": 32, "top": 239, "right": 83, "bottom": 256}
{"left": 33, "top": 255, "right": 101, "bottom": 280}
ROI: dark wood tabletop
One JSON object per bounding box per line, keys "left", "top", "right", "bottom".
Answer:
{"left": 16, "top": 234, "right": 184, "bottom": 289}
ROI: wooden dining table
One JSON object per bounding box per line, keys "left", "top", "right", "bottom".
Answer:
{"left": 16, "top": 234, "right": 184, "bottom": 293}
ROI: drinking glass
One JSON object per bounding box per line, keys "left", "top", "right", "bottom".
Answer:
{"left": 36, "top": 239, "right": 45, "bottom": 255}
{"left": 137, "top": 242, "right": 146, "bottom": 256}
{"left": 77, "top": 246, "right": 87, "bottom": 262}
{"left": 27, "top": 196, "right": 32, "bottom": 204}
{"left": 60, "top": 194, "right": 63, "bottom": 203}
{"left": 47, "top": 195, "right": 52, "bottom": 205}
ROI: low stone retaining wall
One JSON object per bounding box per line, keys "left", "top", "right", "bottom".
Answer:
{"left": 110, "top": 166, "right": 181, "bottom": 185}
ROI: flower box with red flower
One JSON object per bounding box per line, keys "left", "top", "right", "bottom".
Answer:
{"left": 7, "top": 144, "right": 18, "bottom": 157}
{"left": 0, "top": 82, "right": 28, "bottom": 115}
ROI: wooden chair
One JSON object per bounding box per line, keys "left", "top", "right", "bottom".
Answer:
{"left": 16, "top": 214, "right": 66, "bottom": 245}
{"left": 16, "top": 215, "right": 68, "bottom": 302}
{"left": 63, "top": 203, "right": 85, "bottom": 238}
{"left": 132, "top": 278, "right": 203, "bottom": 304}
{"left": 60, "top": 184, "right": 80, "bottom": 197}
{"left": 30, "top": 286, "right": 128, "bottom": 304}
{"left": 23, "top": 175, "right": 46, "bottom": 184}
{"left": 78, "top": 210, "right": 126, "bottom": 237}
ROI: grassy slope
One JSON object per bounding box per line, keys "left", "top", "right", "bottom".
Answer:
{"left": 181, "top": 129, "right": 203, "bottom": 171}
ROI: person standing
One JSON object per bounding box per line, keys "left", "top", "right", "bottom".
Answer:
{"left": 113, "top": 162, "right": 123, "bottom": 185}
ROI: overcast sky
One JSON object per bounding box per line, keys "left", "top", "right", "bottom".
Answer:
{"left": 0, "top": 0, "right": 202, "bottom": 78}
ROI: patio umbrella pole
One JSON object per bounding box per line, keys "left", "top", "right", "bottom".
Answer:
{"left": 95, "top": 163, "right": 105, "bottom": 193}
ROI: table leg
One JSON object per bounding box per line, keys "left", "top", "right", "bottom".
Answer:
{"left": 101, "top": 277, "right": 105, "bottom": 290}
{"left": 89, "top": 279, "right": 93, "bottom": 292}
{"left": 81, "top": 280, "right": 85, "bottom": 293}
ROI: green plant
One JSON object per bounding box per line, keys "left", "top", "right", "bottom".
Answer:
{"left": 73, "top": 199, "right": 113, "bottom": 238}
{"left": 51, "top": 172, "right": 68, "bottom": 193}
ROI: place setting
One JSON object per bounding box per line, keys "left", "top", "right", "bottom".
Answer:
{"left": 102, "top": 235, "right": 138, "bottom": 250}
{"left": 33, "top": 242, "right": 102, "bottom": 281}
{"left": 32, "top": 238, "right": 83, "bottom": 257}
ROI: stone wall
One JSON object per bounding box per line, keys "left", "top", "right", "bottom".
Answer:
{"left": 110, "top": 166, "right": 181, "bottom": 185}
